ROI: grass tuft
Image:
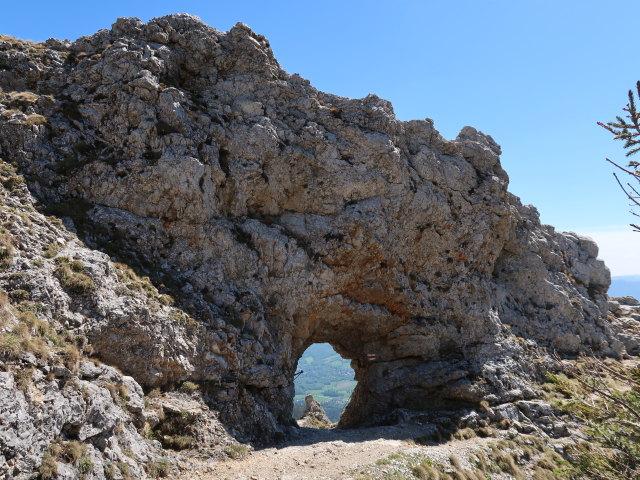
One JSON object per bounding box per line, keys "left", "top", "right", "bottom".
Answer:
{"left": 224, "top": 443, "right": 249, "bottom": 459}
{"left": 38, "top": 453, "right": 58, "bottom": 479}
{"left": 146, "top": 459, "right": 170, "bottom": 478}
{"left": 55, "top": 263, "right": 96, "bottom": 293}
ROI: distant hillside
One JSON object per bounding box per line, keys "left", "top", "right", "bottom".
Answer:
{"left": 293, "top": 343, "right": 356, "bottom": 422}
{"left": 610, "top": 275, "right": 640, "bottom": 299}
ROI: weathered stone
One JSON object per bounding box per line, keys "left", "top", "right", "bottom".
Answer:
{"left": 0, "top": 15, "right": 637, "bottom": 479}
{"left": 298, "top": 395, "right": 332, "bottom": 428}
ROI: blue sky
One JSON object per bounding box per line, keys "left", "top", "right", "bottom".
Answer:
{"left": 2, "top": 1, "right": 639, "bottom": 274}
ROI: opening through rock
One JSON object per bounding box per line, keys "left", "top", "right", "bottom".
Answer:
{"left": 292, "top": 343, "right": 356, "bottom": 426}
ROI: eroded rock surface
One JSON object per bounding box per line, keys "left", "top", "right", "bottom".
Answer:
{"left": 298, "top": 395, "right": 332, "bottom": 428}
{"left": 0, "top": 15, "right": 636, "bottom": 472}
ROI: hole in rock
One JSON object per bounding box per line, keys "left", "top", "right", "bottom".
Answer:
{"left": 292, "top": 343, "right": 356, "bottom": 425}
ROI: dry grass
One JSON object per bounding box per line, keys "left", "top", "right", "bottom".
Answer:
{"left": 55, "top": 263, "right": 96, "bottom": 293}
{"left": 163, "top": 435, "right": 195, "bottom": 450}
{"left": 60, "top": 440, "right": 87, "bottom": 464}
{"left": 59, "top": 343, "right": 80, "bottom": 372}
{"left": 0, "top": 162, "right": 24, "bottom": 192}
{"left": 0, "top": 108, "right": 22, "bottom": 118}
{"left": 146, "top": 459, "right": 170, "bottom": 478}
{"left": 0, "top": 321, "right": 50, "bottom": 361}
{"left": 43, "top": 243, "right": 58, "bottom": 258}
{"left": 0, "top": 231, "right": 14, "bottom": 268}
{"left": 0, "top": 291, "right": 11, "bottom": 328}
{"left": 38, "top": 453, "right": 58, "bottom": 479}
{"left": 7, "top": 91, "right": 39, "bottom": 105}
{"left": 24, "top": 113, "right": 47, "bottom": 127}
{"left": 178, "top": 380, "right": 199, "bottom": 393}
{"left": 224, "top": 444, "right": 249, "bottom": 459}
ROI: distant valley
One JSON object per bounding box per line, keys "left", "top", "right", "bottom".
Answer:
{"left": 293, "top": 343, "right": 356, "bottom": 422}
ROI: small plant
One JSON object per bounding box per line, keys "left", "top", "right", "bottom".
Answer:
{"left": 104, "top": 461, "right": 116, "bottom": 479}
{"left": 118, "top": 383, "right": 130, "bottom": 401}
{"left": 178, "top": 380, "right": 199, "bottom": 393}
{"left": 60, "top": 440, "right": 87, "bottom": 464}
{"left": 77, "top": 456, "right": 93, "bottom": 474}
{"left": 165, "top": 435, "right": 195, "bottom": 450}
{"left": 0, "top": 321, "right": 50, "bottom": 360}
{"left": 24, "top": 113, "right": 47, "bottom": 127}
{"left": 55, "top": 263, "right": 96, "bottom": 293}
{"left": 147, "top": 387, "right": 161, "bottom": 399}
{"left": 43, "top": 243, "right": 59, "bottom": 258}
{"left": 452, "top": 428, "right": 476, "bottom": 440}
{"left": 146, "top": 458, "right": 170, "bottom": 478}
{"left": 157, "top": 294, "right": 174, "bottom": 306}
{"left": 116, "top": 461, "right": 130, "bottom": 476}
{"left": 38, "top": 453, "right": 58, "bottom": 479}
{"left": 69, "top": 259, "right": 85, "bottom": 272}
{"left": 0, "top": 162, "right": 24, "bottom": 191}
{"left": 224, "top": 443, "right": 249, "bottom": 459}
{"left": 0, "top": 332, "right": 21, "bottom": 359}
{"left": 58, "top": 343, "right": 80, "bottom": 372}
{"left": 14, "top": 366, "right": 34, "bottom": 391}
{"left": 9, "top": 289, "right": 30, "bottom": 302}
{"left": 7, "top": 91, "right": 39, "bottom": 105}
{"left": 495, "top": 453, "right": 524, "bottom": 479}
{"left": 0, "top": 231, "right": 14, "bottom": 268}
{"left": 411, "top": 463, "right": 441, "bottom": 480}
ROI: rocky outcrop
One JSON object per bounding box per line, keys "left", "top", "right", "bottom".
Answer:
{"left": 607, "top": 296, "right": 640, "bottom": 354}
{"left": 0, "top": 165, "right": 236, "bottom": 478}
{"left": 298, "top": 395, "right": 332, "bottom": 428}
{"left": 0, "top": 167, "right": 166, "bottom": 479}
{"left": 0, "top": 14, "right": 636, "bottom": 475}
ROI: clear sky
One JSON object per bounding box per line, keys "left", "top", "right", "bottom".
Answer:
{"left": 2, "top": 1, "right": 639, "bottom": 275}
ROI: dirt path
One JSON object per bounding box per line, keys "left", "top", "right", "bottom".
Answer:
{"left": 180, "top": 423, "right": 490, "bottom": 480}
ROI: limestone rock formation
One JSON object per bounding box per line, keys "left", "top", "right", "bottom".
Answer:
{"left": 298, "top": 395, "right": 332, "bottom": 428}
{"left": 0, "top": 13, "right": 637, "bottom": 478}
{"left": 0, "top": 163, "right": 241, "bottom": 478}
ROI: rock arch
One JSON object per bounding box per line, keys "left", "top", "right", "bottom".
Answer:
{"left": 0, "top": 14, "right": 625, "bottom": 442}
